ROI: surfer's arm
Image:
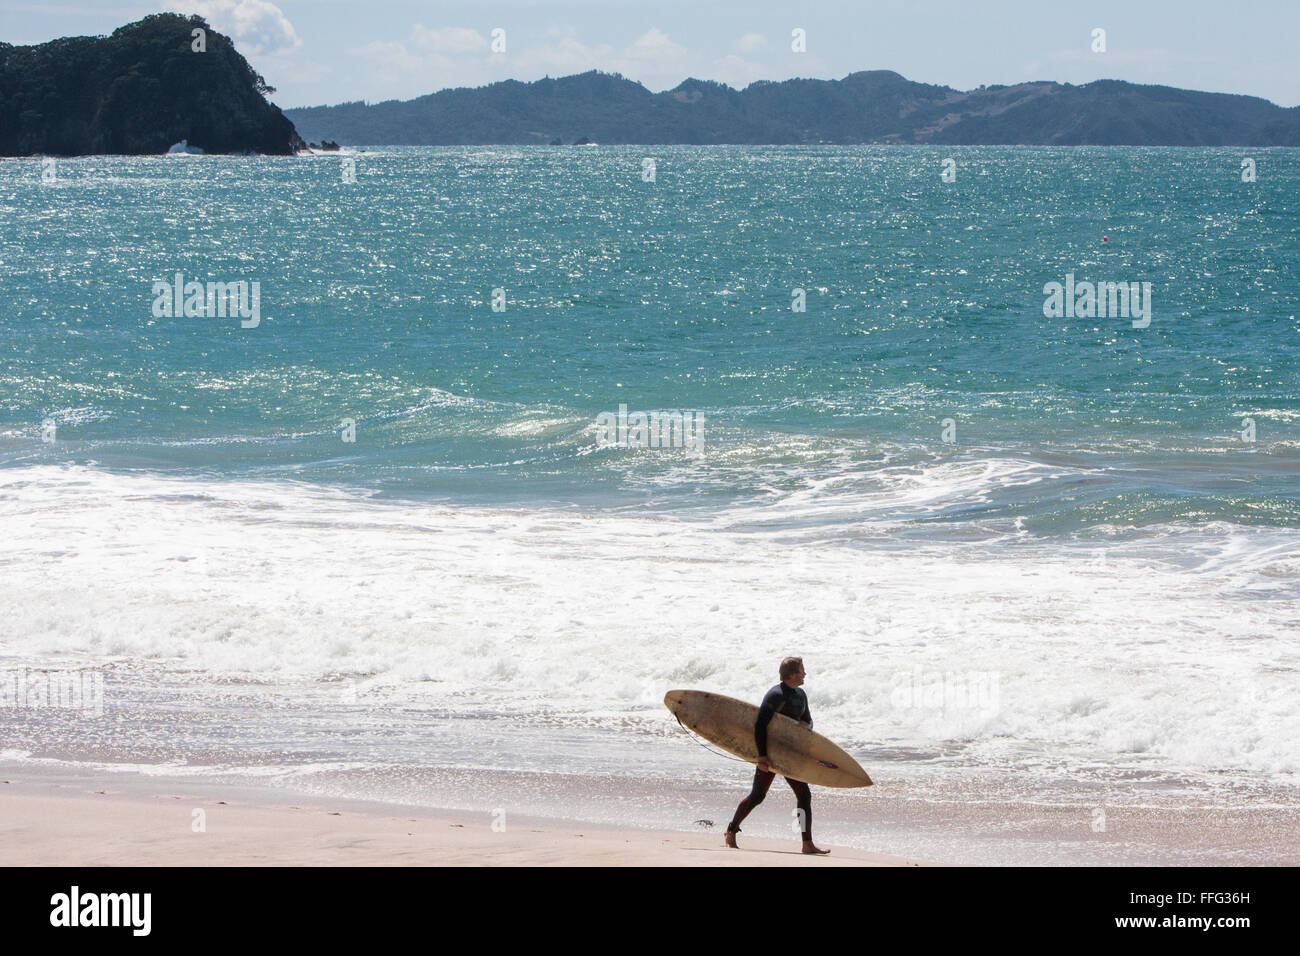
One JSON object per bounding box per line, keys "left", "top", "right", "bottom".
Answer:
{"left": 754, "top": 707, "right": 773, "bottom": 756}
{"left": 754, "top": 688, "right": 781, "bottom": 756}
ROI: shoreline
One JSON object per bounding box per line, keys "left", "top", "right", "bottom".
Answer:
{"left": 4, "top": 756, "right": 1297, "bottom": 866}
{"left": 0, "top": 773, "right": 933, "bottom": 867}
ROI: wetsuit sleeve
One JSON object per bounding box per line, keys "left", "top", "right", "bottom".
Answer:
{"left": 754, "top": 687, "right": 783, "bottom": 757}
{"left": 802, "top": 696, "right": 813, "bottom": 728}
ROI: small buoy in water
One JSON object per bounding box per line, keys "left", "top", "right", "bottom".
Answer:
{"left": 1102, "top": 235, "right": 1109, "bottom": 242}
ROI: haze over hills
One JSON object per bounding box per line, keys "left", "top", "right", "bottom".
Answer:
{"left": 287, "top": 69, "right": 1300, "bottom": 147}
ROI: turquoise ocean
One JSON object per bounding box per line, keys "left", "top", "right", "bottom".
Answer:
{"left": 1, "top": 147, "right": 1298, "bottom": 860}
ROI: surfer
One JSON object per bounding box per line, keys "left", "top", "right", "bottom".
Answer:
{"left": 724, "top": 657, "right": 830, "bottom": 855}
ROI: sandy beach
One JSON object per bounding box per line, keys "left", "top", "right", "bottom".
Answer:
{"left": 0, "top": 776, "right": 932, "bottom": 867}
{"left": 7, "top": 752, "right": 1299, "bottom": 866}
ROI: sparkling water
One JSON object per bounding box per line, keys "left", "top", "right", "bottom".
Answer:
{"left": 2, "top": 147, "right": 1297, "bottom": 813}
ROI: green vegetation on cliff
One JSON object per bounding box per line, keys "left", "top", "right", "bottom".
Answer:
{"left": 0, "top": 13, "right": 304, "bottom": 156}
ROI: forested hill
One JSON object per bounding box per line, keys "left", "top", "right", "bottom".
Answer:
{"left": 286, "top": 69, "right": 1300, "bottom": 146}
{"left": 0, "top": 14, "right": 304, "bottom": 156}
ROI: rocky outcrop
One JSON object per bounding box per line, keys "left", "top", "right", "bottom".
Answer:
{"left": 0, "top": 13, "right": 305, "bottom": 156}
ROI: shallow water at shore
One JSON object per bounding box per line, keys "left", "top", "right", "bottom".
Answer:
{"left": 4, "top": 658, "right": 1298, "bottom": 865}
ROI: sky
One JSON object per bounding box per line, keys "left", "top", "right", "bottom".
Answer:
{"left": 3, "top": 1, "right": 1299, "bottom": 110}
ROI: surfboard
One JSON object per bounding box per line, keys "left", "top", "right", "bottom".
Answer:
{"left": 664, "top": 689, "right": 873, "bottom": 788}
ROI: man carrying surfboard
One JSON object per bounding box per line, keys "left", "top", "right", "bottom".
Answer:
{"left": 724, "top": 657, "right": 830, "bottom": 855}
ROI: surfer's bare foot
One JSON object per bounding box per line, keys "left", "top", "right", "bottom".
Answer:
{"left": 802, "top": 841, "right": 830, "bottom": 855}
{"left": 724, "top": 829, "right": 738, "bottom": 849}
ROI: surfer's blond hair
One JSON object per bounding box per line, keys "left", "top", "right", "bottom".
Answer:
{"left": 779, "top": 657, "right": 804, "bottom": 680}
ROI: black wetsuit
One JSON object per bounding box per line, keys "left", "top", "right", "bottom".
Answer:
{"left": 727, "top": 683, "right": 814, "bottom": 841}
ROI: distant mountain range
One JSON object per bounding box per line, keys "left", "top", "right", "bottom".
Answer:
{"left": 287, "top": 69, "right": 1300, "bottom": 147}
{"left": 5, "top": 12, "right": 1297, "bottom": 155}
{"left": 0, "top": 14, "right": 302, "bottom": 156}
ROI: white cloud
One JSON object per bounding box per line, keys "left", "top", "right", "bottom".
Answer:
{"left": 710, "top": 53, "right": 769, "bottom": 90}
{"left": 349, "top": 23, "right": 681, "bottom": 101}
{"left": 342, "top": 23, "right": 801, "bottom": 102}
{"left": 628, "top": 27, "right": 686, "bottom": 60}
{"left": 411, "top": 25, "right": 489, "bottom": 55}
{"left": 512, "top": 27, "right": 617, "bottom": 75}
{"left": 162, "top": 0, "right": 300, "bottom": 55}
